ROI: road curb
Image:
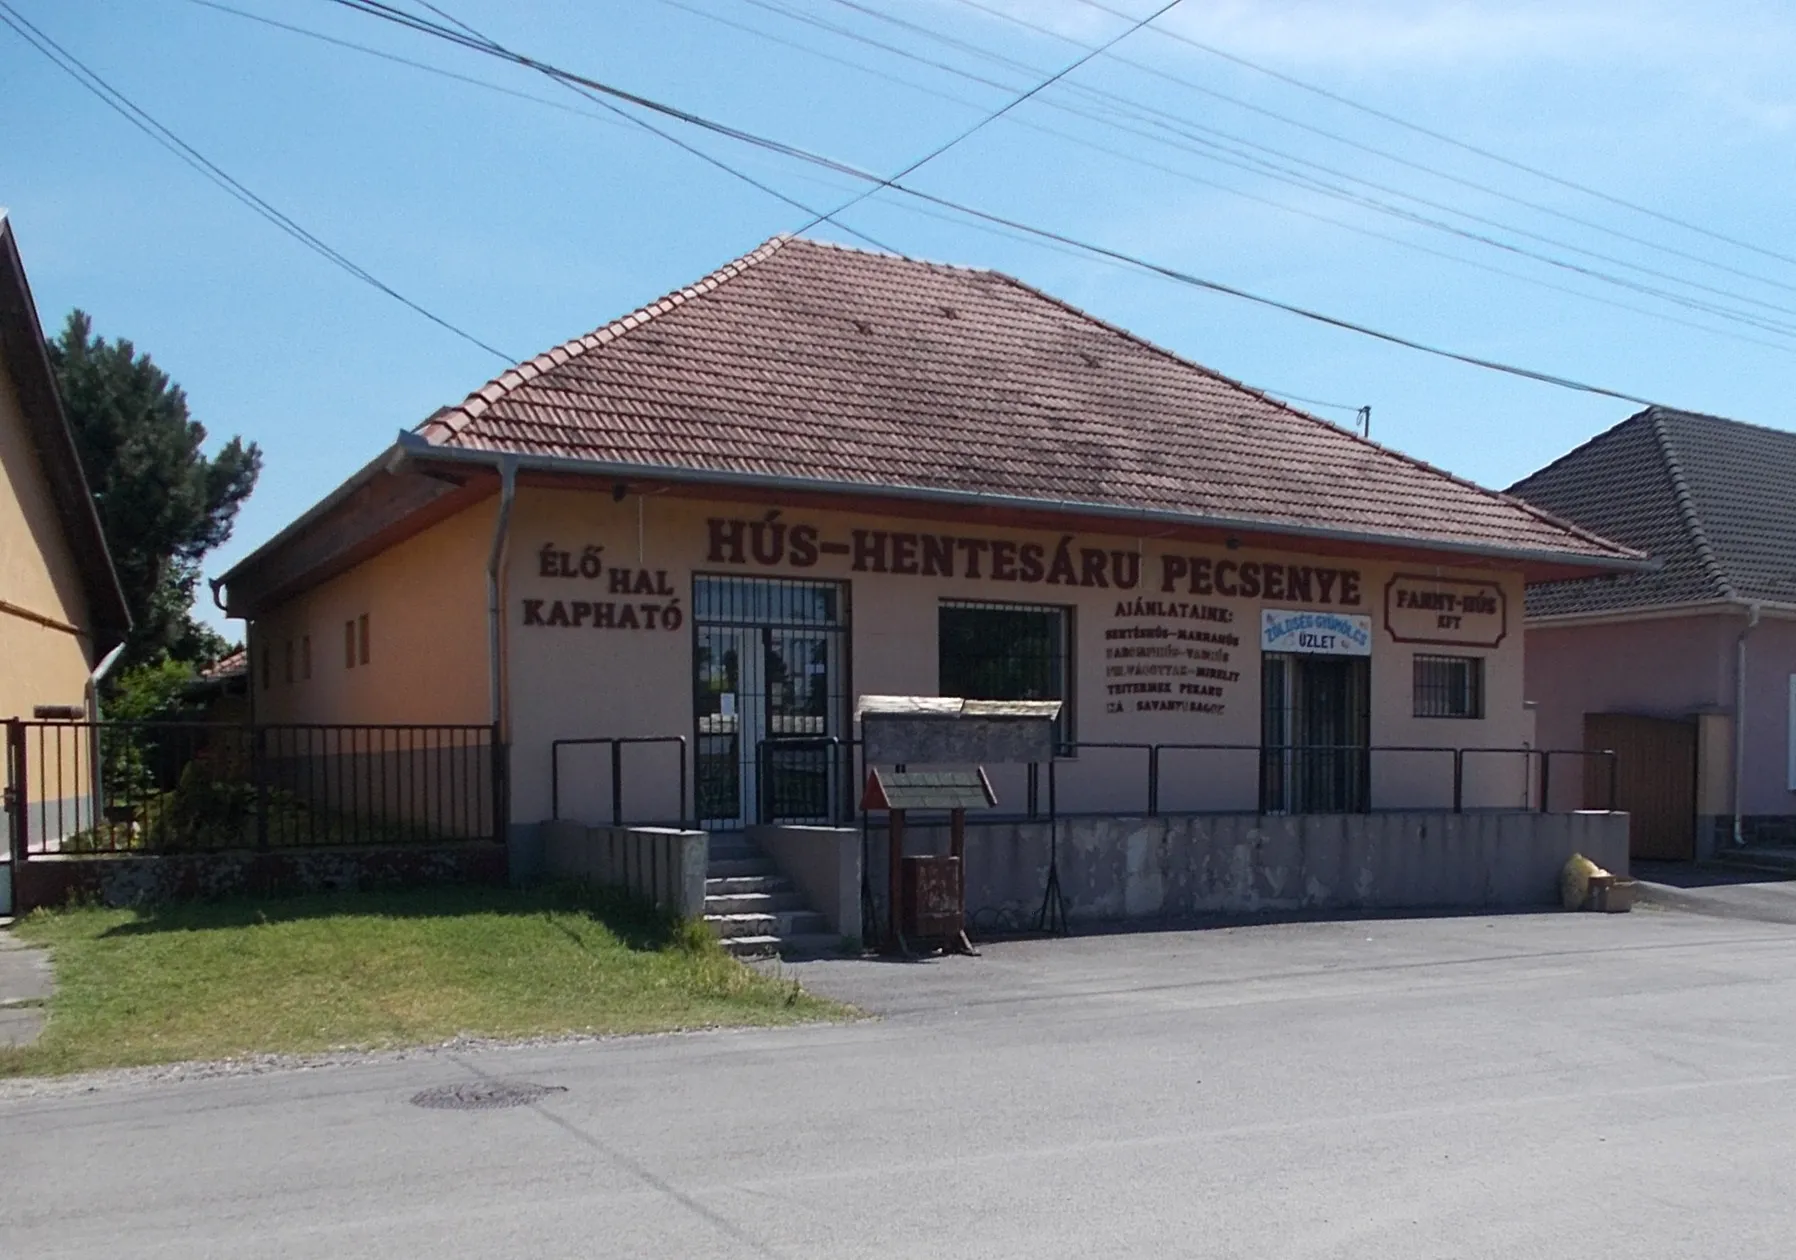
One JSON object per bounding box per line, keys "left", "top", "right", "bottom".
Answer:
{"left": 1634, "top": 879, "right": 1796, "bottom": 926}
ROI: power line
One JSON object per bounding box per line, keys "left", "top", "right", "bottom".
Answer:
{"left": 0, "top": 0, "right": 514, "bottom": 362}
{"left": 789, "top": 0, "right": 1796, "bottom": 334}
{"left": 405, "top": 0, "right": 902, "bottom": 255}
{"left": 793, "top": 0, "right": 1188, "bottom": 235}
{"left": 943, "top": 0, "right": 1796, "bottom": 300}
{"left": 650, "top": 0, "right": 1796, "bottom": 354}
{"left": 1064, "top": 0, "right": 1796, "bottom": 272}
{"left": 187, "top": 0, "right": 639, "bottom": 131}
{"left": 324, "top": 0, "right": 1665, "bottom": 406}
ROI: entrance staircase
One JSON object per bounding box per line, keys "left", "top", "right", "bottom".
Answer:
{"left": 704, "top": 833, "right": 841, "bottom": 958}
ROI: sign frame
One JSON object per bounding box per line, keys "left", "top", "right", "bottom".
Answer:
{"left": 1382, "top": 573, "right": 1508, "bottom": 649}
{"left": 1260, "top": 609, "right": 1372, "bottom": 657}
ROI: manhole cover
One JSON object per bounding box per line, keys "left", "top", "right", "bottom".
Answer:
{"left": 410, "top": 1081, "right": 566, "bottom": 1111}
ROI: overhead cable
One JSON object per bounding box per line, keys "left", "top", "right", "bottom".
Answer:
{"left": 0, "top": 0, "right": 514, "bottom": 362}
{"left": 324, "top": 0, "right": 1664, "bottom": 407}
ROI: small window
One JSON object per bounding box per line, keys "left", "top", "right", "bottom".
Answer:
{"left": 344, "top": 620, "right": 357, "bottom": 669}
{"left": 301, "top": 635, "right": 312, "bottom": 681}
{"left": 357, "top": 613, "right": 370, "bottom": 666}
{"left": 283, "top": 639, "right": 294, "bottom": 685}
{"left": 939, "top": 599, "right": 1072, "bottom": 745}
{"left": 1414, "top": 655, "right": 1484, "bottom": 719}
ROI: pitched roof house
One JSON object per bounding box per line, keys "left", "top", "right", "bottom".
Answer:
{"left": 220, "top": 237, "right": 1642, "bottom": 918}
{"left": 0, "top": 211, "right": 130, "bottom": 719}
{"left": 1509, "top": 407, "right": 1796, "bottom": 857}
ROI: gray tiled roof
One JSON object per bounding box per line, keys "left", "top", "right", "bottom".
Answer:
{"left": 1508, "top": 407, "right": 1796, "bottom": 617}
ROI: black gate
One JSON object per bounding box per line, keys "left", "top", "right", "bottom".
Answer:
{"left": 1260, "top": 654, "right": 1371, "bottom": 812}
{"left": 2, "top": 718, "right": 501, "bottom": 856}
{"left": 692, "top": 575, "right": 850, "bottom": 830}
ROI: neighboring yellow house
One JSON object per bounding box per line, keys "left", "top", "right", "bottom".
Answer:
{"left": 0, "top": 210, "right": 130, "bottom": 724}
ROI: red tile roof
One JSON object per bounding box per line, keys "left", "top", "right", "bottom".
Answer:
{"left": 418, "top": 236, "right": 1637, "bottom": 566}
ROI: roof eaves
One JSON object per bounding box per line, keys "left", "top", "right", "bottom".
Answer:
{"left": 986, "top": 268, "right": 1643, "bottom": 563}
{"left": 1649, "top": 406, "right": 1736, "bottom": 601}
{"left": 0, "top": 211, "right": 132, "bottom": 648}
{"left": 395, "top": 432, "right": 1654, "bottom": 571}
{"left": 417, "top": 234, "right": 796, "bottom": 446}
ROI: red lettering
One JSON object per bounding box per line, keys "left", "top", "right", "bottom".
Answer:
{"left": 1214, "top": 561, "right": 1239, "bottom": 597}
{"left": 1019, "top": 543, "right": 1045, "bottom": 582}
{"left": 852, "top": 530, "right": 889, "bottom": 573}
{"left": 921, "top": 534, "right": 955, "bottom": 577}
{"left": 1080, "top": 548, "right": 1110, "bottom": 588}
{"left": 1341, "top": 571, "right": 1362, "bottom": 605}
{"left": 1160, "top": 555, "right": 1188, "bottom": 593}
{"left": 1239, "top": 562, "right": 1262, "bottom": 599}
{"left": 990, "top": 540, "right": 1019, "bottom": 581}
{"left": 1190, "top": 558, "right": 1214, "bottom": 596}
{"left": 1263, "top": 564, "right": 1284, "bottom": 600}
{"left": 958, "top": 537, "right": 990, "bottom": 579}
{"left": 1287, "top": 567, "right": 1312, "bottom": 603}
{"left": 1316, "top": 569, "right": 1339, "bottom": 604}
{"left": 707, "top": 518, "right": 746, "bottom": 564}
{"left": 789, "top": 524, "right": 820, "bottom": 567}
{"left": 890, "top": 532, "right": 919, "bottom": 575}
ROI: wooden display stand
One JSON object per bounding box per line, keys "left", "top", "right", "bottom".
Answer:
{"left": 861, "top": 767, "right": 994, "bottom": 956}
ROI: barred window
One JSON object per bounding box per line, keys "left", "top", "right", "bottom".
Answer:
{"left": 938, "top": 600, "right": 1072, "bottom": 744}
{"left": 1414, "top": 655, "right": 1484, "bottom": 719}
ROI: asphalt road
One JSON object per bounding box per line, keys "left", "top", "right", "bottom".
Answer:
{"left": 5, "top": 906, "right": 1796, "bottom": 1258}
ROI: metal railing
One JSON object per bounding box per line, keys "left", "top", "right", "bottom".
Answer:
{"left": 743, "top": 737, "right": 1619, "bottom": 823}
{"left": 549, "top": 735, "right": 688, "bottom": 828}
{"left": 4, "top": 718, "right": 501, "bottom": 857}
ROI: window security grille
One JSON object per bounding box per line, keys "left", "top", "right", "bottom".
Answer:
{"left": 1414, "top": 655, "right": 1484, "bottom": 719}
{"left": 938, "top": 600, "right": 1072, "bottom": 746}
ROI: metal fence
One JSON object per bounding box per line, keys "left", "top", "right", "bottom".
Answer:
{"left": 740, "top": 738, "right": 1618, "bottom": 825}
{"left": 4, "top": 719, "right": 502, "bottom": 857}
{"left": 528, "top": 732, "right": 1622, "bottom": 831}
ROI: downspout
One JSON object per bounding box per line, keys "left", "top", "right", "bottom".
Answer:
{"left": 487, "top": 457, "right": 519, "bottom": 733}
{"left": 84, "top": 642, "right": 127, "bottom": 724}
{"left": 1734, "top": 602, "right": 1762, "bottom": 848}
{"left": 84, "top": 642, "right": 127, "bottom": 834}
{"left": 487, "top": 457, "right": 519, "bottom": 839}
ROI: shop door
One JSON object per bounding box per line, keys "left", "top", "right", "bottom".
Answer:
{"left": 1262, "top": 654, "right": 1370, "bottom": 813}
{"left": 1584, "top": 713, "right": 1695, "bottom": 860}
{"left": 693, "top": 577, "right": 848, "bottom": 830}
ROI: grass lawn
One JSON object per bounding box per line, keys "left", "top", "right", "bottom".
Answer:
{"left": 0, "top": 883, "right": 849, "bottom": 1077}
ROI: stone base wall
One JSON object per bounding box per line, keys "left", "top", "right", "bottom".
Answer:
{"left": 867, "top": 811, "right": 1630, "bottom": 929}
{"left": 13, "top": 843, "right": 507, "bottom": 912}
{"left": 536, "top": 820, "right": 708, "bottom": 919}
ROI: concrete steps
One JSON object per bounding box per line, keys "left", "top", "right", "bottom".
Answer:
{"left": 703, "top": 836, "right": 840, "bottom": 959}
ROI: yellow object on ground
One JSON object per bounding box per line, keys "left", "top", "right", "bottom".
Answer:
{"left": 1561, "top": 853, "right": 1606, "bottom": 911}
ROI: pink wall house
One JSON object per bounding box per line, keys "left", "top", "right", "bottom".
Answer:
{"left": 1511, "top": 408, "right": 1796, "bottom": 857}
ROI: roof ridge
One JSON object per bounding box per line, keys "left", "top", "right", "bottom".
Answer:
{"left": 1648, "top": 407, "right": 1736, "bottom": 601}
{"left": 418, "top": 234, "right": 795, "bottom": 444}
{"left": 985, "top": 268, "right": 1641, "bottom": 559}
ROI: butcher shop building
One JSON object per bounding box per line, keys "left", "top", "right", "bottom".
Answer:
{"left": 219, "top": 237, "right": 1644, "bottom": 927}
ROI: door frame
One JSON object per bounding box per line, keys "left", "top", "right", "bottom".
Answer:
{"left": 690, "top": 574, "right": 851, "bottom": 831}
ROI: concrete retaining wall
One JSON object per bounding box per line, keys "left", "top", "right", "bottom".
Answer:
{"left": 868, "top": 812, "right": 1630, "bottom": 927}
{"left": 538, "top": 820, "right": 707, "bottom": 919}
{"left": 12, "top": 843, "right": 507, "bottom": 912}
{"left": 749, "top": 825, "right": 861, "bottom": 938}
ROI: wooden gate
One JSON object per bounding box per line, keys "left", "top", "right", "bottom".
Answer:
{"left": 1584, "top": 713, "right": 1696, "bottom": 860}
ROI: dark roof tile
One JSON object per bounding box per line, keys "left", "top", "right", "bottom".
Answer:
{"left": 1509, "top": 406, "right": 1796, "bottom": 616}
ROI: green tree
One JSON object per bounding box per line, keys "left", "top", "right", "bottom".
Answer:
{"left": 47, "top": 310, "right": 260, "bottom": 672}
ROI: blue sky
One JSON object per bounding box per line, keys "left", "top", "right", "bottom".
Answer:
{"left": 5, "top": 0, "right": 1795, "bottom": 637}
